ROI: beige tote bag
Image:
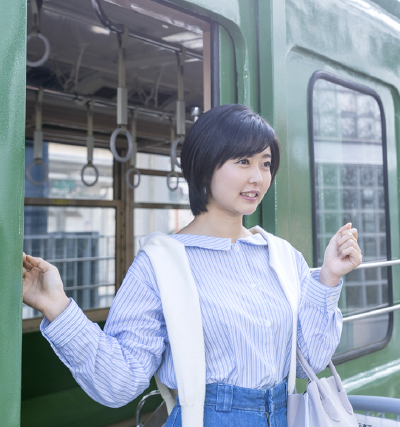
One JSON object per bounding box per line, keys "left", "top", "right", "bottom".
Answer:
{"left": 287, "top": 347, "right": 359, "bottom": 427}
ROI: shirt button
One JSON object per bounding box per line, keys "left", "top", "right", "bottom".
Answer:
{"left": 248, "top": 283, "right": 256, "bottom": 289}
{"left": 329, "top": 295, "right": 334, "bottom": 302}
{"left": 265, "top": 320, "right": 271, "bottom": 328}
{"left": 272, "top": 367, "right": 276, "bottom": 373}
{"left": 233, "top": 245, "right": 240, "bottom": 252}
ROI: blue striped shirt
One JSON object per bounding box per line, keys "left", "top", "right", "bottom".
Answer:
{"left": 41, "top": 232, "right": 343, "bottom": 408}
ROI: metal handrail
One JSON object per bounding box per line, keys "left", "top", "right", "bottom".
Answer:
{"left": 310, "top": 258, "right": 400, "bottom": 273}
{"left": 311, "top": 258, "right": 400, "bottom": 323}
{"left": 63, "top": 283, "right": 114, "bottom": 291}
{"left": 343, "top": 304, "right": 400, "bottom": 323}
{"left": 26, "top": 85, "right": 194, "bottom": 124}
{"left": 46, "top": 256, "right": 115, "bottom": 263}
{"left": 91, "top": 0, "right": 202, "bottom": 60}
{"left": 136, "top": 390, "right": 161, "bottom": 427}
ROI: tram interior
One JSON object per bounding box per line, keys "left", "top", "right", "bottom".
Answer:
{"left": 23, "top": 1, "right": 208, "bottom": 424}
{"left": 25, "top": 0, "right": 209, "bottom": 317}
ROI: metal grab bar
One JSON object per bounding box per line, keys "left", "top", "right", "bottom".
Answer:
{"left": 310, "top": 258, "right": 400, "bottom": 273}
{"left": 343, "top": 304, "right": 400, "bottom": 323}
{"left": 91, "top": 0, "right": 202, "bottom": 60}
{"left": 352, "top": 258, "right": 400, "bottom": 270}
{"left": 310, "top": 258, "right": 400, "bottom": 323}
{"left": 26, "top": 85, "right": 194, "bottom": 124}
{"left": 136, "top": 390, "right": 161, "bottom": 427}
{"left": 348, "top": 395, "right": 400, "bottom": 421}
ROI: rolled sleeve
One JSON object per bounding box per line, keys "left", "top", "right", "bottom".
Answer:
{"left": 41, "top": 298, "right": 90, "bottom": 347}
{"left": 295, "top": 252, "right": 343, "bottom": 377}
{"left": 303, "top": 269, "right": 343, "bottom": 311}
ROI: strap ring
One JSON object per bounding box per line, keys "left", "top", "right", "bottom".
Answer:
{"left": 110, "top": 127, "right": 133, "bottom": 163}
{"left": 26, "top": 159, "right": 49, "bottom": 186}
{"left": 125, "top": 167, "right": 141, "bottom": 189}
{"left": 26, "top": 33, "right": 51, "bottom": 67}
{"left": 81, "top": 162, "right": 99, "bottom": 187}
{"left": 167, "top": 171, "right": 180, "bottom": 191}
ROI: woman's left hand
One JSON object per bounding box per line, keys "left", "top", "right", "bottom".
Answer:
{"left": 319, "top": 223, "right": 362, "bottom": 287}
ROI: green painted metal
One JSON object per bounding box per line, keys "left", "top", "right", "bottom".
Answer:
{"left": 172, "top": 0, "right": 260, "bottom": 111}
{"left": 219, "top": 25, "right": 236, "bottom": 106}
{"left": 21, "top": 326, "right": 162, "bottom": 427}
{"left": 283, "top": 0, "right": 400, "bottom": 397}
{"left": 10, "top": 0, "right": 400, "bottom": 425}
{"left": 0, "top": 0, "right": 26, "bottom": 426}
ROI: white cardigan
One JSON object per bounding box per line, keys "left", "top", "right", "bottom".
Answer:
{"left": 139, "top": 226, "right": 301, "bottom": 427}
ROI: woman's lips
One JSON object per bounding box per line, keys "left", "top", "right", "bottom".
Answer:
{"left": 240, "top": 192, "right": 258, "bottom": 201}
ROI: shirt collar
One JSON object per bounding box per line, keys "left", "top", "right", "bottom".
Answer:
{"left": 171, "top": 232, "right": 268, "bottom": 251}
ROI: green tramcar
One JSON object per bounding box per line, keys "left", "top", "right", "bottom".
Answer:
{"left": 1, "top": 0, "right": 400, "bottom": 425}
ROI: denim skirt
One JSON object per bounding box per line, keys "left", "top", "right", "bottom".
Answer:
{"left": 164, "top": 379, "right": 287, "bottom": 427}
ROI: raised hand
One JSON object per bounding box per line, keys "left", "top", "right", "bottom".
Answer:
{"left": 23, "top": 253, "right": 70, "bottom": 322}
{"left": 319, "top": 223, "right": 363, "bottom": 288}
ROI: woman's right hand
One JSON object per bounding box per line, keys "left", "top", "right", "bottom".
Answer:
{"left": 23, "top": 253, "right": 70, "bottom": 322}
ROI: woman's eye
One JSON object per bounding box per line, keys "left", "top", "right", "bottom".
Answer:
{"left": 237, "top": 159, "right": 249, "bottom": 165}
{"left": 263, "top": 162, "right": 271, "bottom": 169}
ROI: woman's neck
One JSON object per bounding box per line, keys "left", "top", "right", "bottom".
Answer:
{"left": 178, "top": 209, "right": 252, "bottom": 242}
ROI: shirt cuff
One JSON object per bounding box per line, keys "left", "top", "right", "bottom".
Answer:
{"left": 304, "top": 269, "right": 343, "bottom": 311}
{"left": 40, "top": 298, "right": 90, "bottom": 347}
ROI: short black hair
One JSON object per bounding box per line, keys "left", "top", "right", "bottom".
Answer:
{"left": 180, "top": 104, "right": 280, "bottom": 216}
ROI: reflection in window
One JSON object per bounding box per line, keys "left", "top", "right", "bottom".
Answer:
{"left": 23, "top": 206, "right": 115, "bottom": 318}
{"left": 312, "top": 78, "right": 390, "bottom": 357}
{"left": 25, "top": 142, "right": 113, "bottom": 200}
{"left": 134, "top": 208, "right": 194, "bottom": 256}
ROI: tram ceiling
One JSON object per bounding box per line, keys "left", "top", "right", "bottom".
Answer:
{"left": 26, "top": 0, "right": 207, "bottom": 156}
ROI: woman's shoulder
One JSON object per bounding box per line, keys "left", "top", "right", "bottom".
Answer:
{"left": 126, "top": 251, "right": 159, "bottom": 292}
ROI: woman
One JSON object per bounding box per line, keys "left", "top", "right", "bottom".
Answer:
{"left": 22, "top": 104, "right": 362, "bottom": 427}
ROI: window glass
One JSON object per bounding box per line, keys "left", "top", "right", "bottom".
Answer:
{"left": 23, "top": 206, "right": 115, "bottom": 318}
{"left": 134, "top": 153, "right": 188, "bottom": 205}
{"left": 136, "top": 152, "right": 182, "bottom": 173}
{"left": 134, "top": 208, "right": 194, "bottom": 255}
{"left": 312, "top": 78, "right": 390, "bottom": 357}
{"left": 25, "top": 142, "right": 113, "bottom": 200}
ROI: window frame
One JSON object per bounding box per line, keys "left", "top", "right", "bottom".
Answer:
{"left": 308, "top": 70, "right": 393, "bottom": 364}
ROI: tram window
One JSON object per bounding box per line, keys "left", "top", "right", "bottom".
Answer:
{"left": 24, "top": 142, "right": 113, "bottom": 200}
{"left": 137, "top": 152, "right": 180, "bottom": 172}
{"left": 134, "top": 208, "right": 194, "bottom": 256}
{"left": 135, "top": 175, "right": 189, "bottom": 205}
{"left": 310, "top": 74, "right": 392, "bottom": 362}
{"left": 23, "top": 206, "right": 115, "bottom": 319}
{"left": 134, "top": 151, "right": 189, "bottom": 204}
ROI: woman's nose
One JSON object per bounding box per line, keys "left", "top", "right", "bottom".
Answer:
{"left": 249, "top": 167, "right": 263, "bottom": 184}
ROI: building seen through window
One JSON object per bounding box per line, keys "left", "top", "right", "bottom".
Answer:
{"left": 311, "top": 78, "right": 391, "bottom": 357}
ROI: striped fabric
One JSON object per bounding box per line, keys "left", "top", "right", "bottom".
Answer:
{"left": 41, "top": 232, "right": 343, "bottom": 408}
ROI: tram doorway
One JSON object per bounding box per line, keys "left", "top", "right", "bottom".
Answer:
{"left": 23, "top": 1, "right": 212, "bottom": 426}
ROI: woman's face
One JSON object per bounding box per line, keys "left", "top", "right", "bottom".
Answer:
{"left": 207, "top": 146, "right": 272, "bottom": 217}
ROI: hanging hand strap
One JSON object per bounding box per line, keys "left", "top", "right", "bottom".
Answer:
{"left": 167, "top": 118, "right": 179, "bottom": 191}
{"left": 125, "top": 110, "right": 140, "bottom": 189}
{"left": 26, "top": 87, "right": 49, "bottom": 186}
{"left": 170, "top": 48, "right": 186, "bottom": 169}
{"left": 110, "top": 26, "right": 133, "bottom": 163}
{"left": 27, "top": 0, "right": 51, "bottom": 68}
{"left": 81, "top": 100, "right": 99, "bottom": 187}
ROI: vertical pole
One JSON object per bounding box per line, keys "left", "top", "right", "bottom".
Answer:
{"left": 0, "top": 0, "right": 26, "bottom": 425}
